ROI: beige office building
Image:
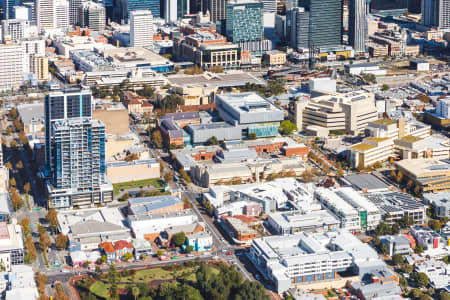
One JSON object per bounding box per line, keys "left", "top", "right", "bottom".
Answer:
{"left": 36, "top": 56, "right": 49, "bottom": 80}
{"left": 295, "top": 91, "right": 378, "bottom": 135}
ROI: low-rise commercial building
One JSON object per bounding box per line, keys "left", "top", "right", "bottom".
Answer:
{"left": 128, "top": 195, "right": 184, "bottom": 215}
{"left": 263, "top": 50, "right": 286, "bottom": 65}
{"left": 267, "top": 210, "right": 339, "bottom": 235}
{"left": 415, "top": 260, "right": 450, "bottom": 289}
{"left": 424, "top": 192, "right": 450, "bottom": 218}
{"left": 106, "top": 159, "right": 160, "bottom": 184}
{"left": 58, "top": 207, "right": 132, "bottom": 252}
{"left": 223, "top": 216, "right": 257, "bottom": 243}
{"left": 365, "top": 191, "right": 426, "bottom": 225}
{"left": 0, "top": 223, "right": 24, "bottom": 265}
{"left": 185, "top": 231, "right": 213, "bottom": 252}
{"left": 127, "top": 209, "right": 198, "bottom": 241}
{"left": 344, "top": 63, "right": 387, "bottom": 75}
{"left": 411, "top": 226, "right": 444, "bottom": 250}
{"left": 395, "top": 159, "right": 450, "bottom": 193}
{"left": 380, "top": 235, "right": 412, "bottom": 256}
{"left": 248, "top": 230, "right": 384, "bottom": 293}
{"left": 315, "top": 187, "right": 382, "bottom": 231}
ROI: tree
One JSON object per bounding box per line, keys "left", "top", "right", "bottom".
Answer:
{"left": 179, "top": 169, "right": 192, "bottom": 183}
{"left": 46, "top": 208, "right": 59, "bottom": 233}
{"left": 443, "top": 255, "right": 450, "bottom": 264}
{"left": 9, "top": 177, "right": 16, "bottom": 187}
{"left": 172, "top": 232, "right": 186, "bottom": 247}
{"left": 25, "top": 236, "right": 37, "bottom": 262}
{"left": 39, "top": 232, "right": 52, "bottom": 252}
{"left": 429, "top": 219, "right": 443, "bottom": 232}
{"left": 336, "top": 168, "right": 345, "bottom": 179}
{"left": 19, "top": 218, "right": 31, "bottom": 237}
{"left": 206, "top": 136, "right": 218, "bottom": 146}
{"left": 11, "top": 191, "right": 23, "bottom": 211}
{"left": 248, "top": 133, "right": 257, "bottom": 140}
{"left": 380, "top": 243, "right": 389, "bottom": 255}
{"left": 381, "top": 84, "right": 390, "bottom": 91}
{"left": 124, "top": 252, "right": 133, "bottom": 261}
{"left": 301, "top": 170, "right": 313, "bottom": 182}
{"left": 36, "top": 272, "right": 47, "bottom": 295}
{"left": 183, "top": 197, "right": 193, "bottom": 209}
{"left": 390, "top": 170, "right": 397, "bottom": 180}
{"left": 163, "top": 172, "right": 173, "bottom": 183}
{"left": 185, "top": 245, "right": 194, "bottom": 253}
{"left": 439, "top": 292, "right": 450, "bottom": 300}
{"left": 55, "top": 233, "right": 68, "bottom": 249}
{"left": 24, "top": 182, "right": 31, "bottom": 194}
{"left": 392, "top": 254, "right": 404, "bottom": 265}
{"left": 396, "top": 171, "right": 403, "bottom": 184}
{"left": 9, "top": 140, "right": 17, "bottom": 148}
{"left": 131, "top": 286, "right": 140, "bottom": 300}
{"left": 416, "top": 272, "right": 429, "bottom": 288}
{"left": 278, "top": 120, "right": 297, "bottom": 136}
{"left": 156, "top": 250, "right": 163, "bottom": 257}
{"left": 399, "top": 276, "right": 408, "bottom": 290}
{"left": 151, "top": 130, "right": 163, "bottom": 148}
{"left": 15, "top": 161, "right": 23, "bottom": 169}
{"left": 392, "top": 223, "right": 400, "bottom": 234}
{"left": 4, "top": 162, "right": 12, "bottom": 170}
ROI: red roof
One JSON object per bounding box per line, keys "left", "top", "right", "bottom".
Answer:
{"left": 99, "top": 242, "right": 115, "bottom": 253}
{"left": 114, "top": 240, "right": 133, "bottom": 250}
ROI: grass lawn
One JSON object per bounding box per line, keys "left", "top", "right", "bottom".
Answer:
{"left": 90, "top": 281, "right": 111, "bottom": 299}
{"left": 119, "top": 266, "right": 220, "bottom": 284}
{"left": 112, "top": 178, "right": 164, "bottom": 195}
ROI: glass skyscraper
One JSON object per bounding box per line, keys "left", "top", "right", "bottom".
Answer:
{"left": 128, "top": 0, "right": 160, "bottom": 18}
{"left": 225, "top": 0, "right": 264, "bottom": 43}
{"left": 298, "top": 0, "right": 342, "bottom": 47}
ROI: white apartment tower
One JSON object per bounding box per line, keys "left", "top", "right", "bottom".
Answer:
{"left": 0, "top": 44, "right": 24, "bottom": 91}
{"left": 130, "top": 10, "right": 153, "bottom": 48}
{"left": 21, "top": 38, "right": 45, "bottom": 75}
{"left": 421, "top": 0, "right": 450, "bottom": 29}
{"left": 78, "top": 1, "right": 106, "bottom": 32}
{"left": 37, "top": 0, "right": 55, "bottom": 29}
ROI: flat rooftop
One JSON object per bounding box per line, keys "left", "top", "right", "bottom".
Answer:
{"left": 167, "top": 71, "right": 265, "bottom": 88}
{"left": 365, "top": 191, "right": 425, "bottom": 213}
{"left": 395, "top": 159, "right": 450, "bottom": 177}
{"left": 344, "top": 174, "right": 389, "bottom": 192}
{"left": 128, "top": 195, "right": 182, "bottom": 215}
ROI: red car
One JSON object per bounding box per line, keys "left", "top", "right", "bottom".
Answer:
{"left": 226, "top": 251, "right": 233, "bottom": 256}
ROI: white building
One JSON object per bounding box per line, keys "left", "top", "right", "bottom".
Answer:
{"left": 36, "top": 0, "right": 54, "bottom": 29}
{"left": 424, "top": 192, "right": 450, "bottom": 218}
{"left": 164, "top": 0, "right": 177, "bottom": 23}
{"left": 130, "top": 10, "right": 153, "bottom": 48}
{"left": 54, "top": 0, "right": 69, "bottom": 29}
{"left": 127, "top": 209, "right": 198, "bottom": 239}
{"left": 315, "top": 187, "right": 361, "bottom": 231}
{"left": 415, "top": 260, "right": 450, "bottom": 289}
{"left": 0, "top": 44, "right": 24, "bottom": 91}
{"left": 248, "top": 230, "right": 384, "bottom": 293}
{"left": 1, "top": 19, "right": 29, "bottom": 41}
{"left": 3, "top": 265, "right": 39, "bottom": 300}
{"left": 21, "top": 38, "right": 45, "bottom": 76}
{"left": 13, "top": 6, "right": 30, "bottom": 20}
{"left": 267, "top": 210, "right": 340, "bottom": 235}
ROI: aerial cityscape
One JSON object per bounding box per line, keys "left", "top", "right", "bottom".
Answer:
{"left": 0, "top": 0, "right": 448, "bottom": 299}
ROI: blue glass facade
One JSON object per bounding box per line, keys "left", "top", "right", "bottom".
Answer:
{"left": 128, "top": 0, "right": 160, "bottom": 18}
{"left": 225, "top": 1, "right": 264, "bottom": 43}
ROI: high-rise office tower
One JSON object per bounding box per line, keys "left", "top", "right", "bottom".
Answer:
{"left": 298, "top": 0, "right": 342, "bottom": 47}
{"left": 45, "top": 88, "right": 112, "bottom": 209}
{"left": 164, "top": 0, "right": 177, "bottom": 22}
{"left": 55, "top": 0, "right": 69, "bottom": 28}
{"left": 348, "top": 0, "right": 367, "bottom": 53}
{"left": 37, "top": 0, "right": 55, "bottom": 29}
{"left": 177, "top": 0, "right": 189, "bottom": 17}
{"left": 421, "top": 0, "right": 450, "bottom": 29}
{"left": 79, "top": 1, "right": 106, "bottom": 31}
{"left": 128, "top": 0, "right": 160, "bottom": 18}
{"left": 206, "top": 0, "right": 226, "bottom": 22}
{"left": 69, "top": 0, "right": 83, "bottom": 25}
{"left": 0, "top": 0, "right": 20, "bottom": 20}
{"left": 287, "top": 7, "right": 309, "bottom": 49}
{"left": 225, "top": 0, "right": 264, "bottom": 43}
{"left": 408, "top": 0, "right": 421, "bottom": 12}
{"left": 130, "top": 9, "right": 153, "bottom": 47}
